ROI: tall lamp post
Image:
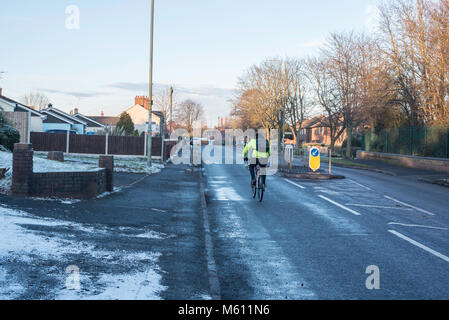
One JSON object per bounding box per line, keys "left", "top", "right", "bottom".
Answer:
{"left": 147, "top": 0, "right": 155, "bottom": 165}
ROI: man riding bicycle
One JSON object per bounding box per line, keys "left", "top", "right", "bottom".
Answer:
{"left": 243, "top": 132, "right": 271, "bottom": 187}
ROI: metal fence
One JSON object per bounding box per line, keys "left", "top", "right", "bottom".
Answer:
{"left": 362, "top": 127, "right": 449, "bottom": 158}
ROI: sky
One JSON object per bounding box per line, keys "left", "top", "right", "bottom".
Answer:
{"left": 0, "top": 0, "right": 379, "bottom": 127}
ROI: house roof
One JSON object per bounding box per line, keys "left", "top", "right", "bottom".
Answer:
{"left": 41, "top": 107, "right": 88, "bottom": 125}
{"left": 124, "top": 104, "right": 164, "bottom": 119}
{"left": 303, "top": 116, "right": 325, "bottom": 128}
{"left": 88, "top": 116, "right": 120, "bottom": 126}
{"left": 73, "top": 113, "right": 105, "bottom": 128}
{"left": 41, "top": 110, "right": 75, "bottom": 124}
{"left": 0, "top": 95, "right": 43, "bottom": 117}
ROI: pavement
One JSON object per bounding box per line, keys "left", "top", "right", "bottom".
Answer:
{"left": 0, "top": 164, "right": 210, "bottom": 300}
{"left": 1, "top": 147, "right": 448, "bottom": 300}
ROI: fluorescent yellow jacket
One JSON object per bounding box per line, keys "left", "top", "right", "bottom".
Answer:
{"left": 243, "top": 138, "right": 271, "bottom": 159}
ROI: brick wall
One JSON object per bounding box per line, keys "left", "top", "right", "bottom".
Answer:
{"left": 31, "top": 170, "right": 107, "bottom": 199}
{"left": 12, "top": 144, "right": 114, "bottom": 199}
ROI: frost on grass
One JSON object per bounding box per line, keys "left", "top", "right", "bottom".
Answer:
{"left": 0, "top": 205, "right": 166, "bottom": 300}
{"left": 0, "top": 150, "right": 98, "bottom": 194}
{"left": 0, "top": 151, "right": 164, "bottom": 195}
{"left": 62, "top": 154, "right": 164, "bottom": 175}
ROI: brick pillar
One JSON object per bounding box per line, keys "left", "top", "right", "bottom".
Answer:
{"left": 99, "top": 156, "right": 114, "bottom": 192}
{"left": 12, "top": 144, "right": 34, "bottom": 196}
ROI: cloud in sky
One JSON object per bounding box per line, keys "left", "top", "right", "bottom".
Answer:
{"left": 40, "top": 88, "right": 106, "bottom": 99}
{"left": 107, "top": 82, "right": 236, "bottom": 126}
{"left": 108, "top": 82, "right": 235, "bottom": 98}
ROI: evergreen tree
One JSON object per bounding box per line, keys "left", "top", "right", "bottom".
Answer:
{"left": 116, "top": 112, "right": 135, "bottom": 136}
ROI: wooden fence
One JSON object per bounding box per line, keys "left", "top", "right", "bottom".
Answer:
{"left": 30, "top": 132, "right": 165, "bottom": 158}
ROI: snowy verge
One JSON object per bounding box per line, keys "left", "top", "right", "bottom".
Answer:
{"left": 1, "top": 151, "right": 164, "bottom": 195}
{"left": 0, "top": 205, "right": 166, "bottom": 299}
{"left": 0, "top": 151, "right": 98, "bottom": 194}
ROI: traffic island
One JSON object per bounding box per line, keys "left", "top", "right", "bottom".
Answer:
{"left": 418, "top": 176, "right": 449, "bottom": 188}
{"left": 280, "top": 172, "right": 345, "bottom": 180}
{"left": 278, "top": 166, "right": 345, "bottom": 180}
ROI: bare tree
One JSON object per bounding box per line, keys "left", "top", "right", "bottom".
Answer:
{"left": 284, "top": 58, "right": 313, "bottom": 148}
{"left": 154, "top": 87, "right": 177, "bottom": 131}
{"left": 378, "top": 0, "right": 449, "bottom": 126}
{"left": 175, "top": 99, "right": 204, "bottom": 134}
{"left": 21, "top": 92, "right": 51, "bottom": 111}
{"left": 307, "top": 57, "right": 346, "bottom": 157}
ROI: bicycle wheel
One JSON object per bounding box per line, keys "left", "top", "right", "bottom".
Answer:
{"left": 257, "top": 175, "right": 264, "bottom": 202}
{"left": 252, "top": 177, "right": 257, "bottom": 198}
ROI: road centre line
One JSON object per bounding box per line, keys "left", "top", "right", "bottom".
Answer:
{"left": 348, "top": 179, "right": 372, "bottom": 191}
{"left": 384, "top": 196, "right": 436, "bottom": 216}
{"left": 284, "top": 179, "right": 306, "bottom": 189}
{"left": 388, "top": 230, "right": 449, "bottom": 264}
{"left": 318, "top": 195, "right": 361, "bottom": 216}
{"left": 388, "top": 222, "right": 448, "bottom": 230}
{"left": 346, "top": 204, "right": 413, "bottom": 210}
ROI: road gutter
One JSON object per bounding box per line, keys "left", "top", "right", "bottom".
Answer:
{"left": 199, "top": 168, "right": 221, "bottom": 300}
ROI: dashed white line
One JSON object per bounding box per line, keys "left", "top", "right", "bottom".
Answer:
{"left": 388, "top": 222, "right": 448, "bottom": 230}
{"left": 284, "top": 179, "right": 306, "bottom": 189}
{"left": 388, "top": 230, "right": 449, "bottom": 263}
{"left": 348, "top": 179, "right": 372, "bottom": 191}
{"left": 318, "top": 195, "right": 361, "bottom": 216}
{"left": 384, "top": 196, "right": 436, "bottom": 216}
{"left": 347, "top": 204, "right": 412, "bottom": 210}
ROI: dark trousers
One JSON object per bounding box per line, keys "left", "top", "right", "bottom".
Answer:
{"left": 249, "top": 161, "right": 267, "bottom": 185}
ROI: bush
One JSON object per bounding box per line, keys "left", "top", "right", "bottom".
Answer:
{"left": 0, "top": 111, "right": 20, "bottom": 151}
{"left": 341, "top": 147, "right": 362, "bottom": 159}
{"left": 342, "top": 135, "right": 363, "bottom": 148}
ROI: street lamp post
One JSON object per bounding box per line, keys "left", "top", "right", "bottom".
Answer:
{"left": 147, "top": 0, "right": 155, "bottom": 165}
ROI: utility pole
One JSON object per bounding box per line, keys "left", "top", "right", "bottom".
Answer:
{"left": 147, "top": 0, "right": 155, "bottom": 165}
{"left": 169, "top": 86, "right": 173, "bottom": 136}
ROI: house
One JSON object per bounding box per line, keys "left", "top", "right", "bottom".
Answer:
{"left": 71, "top": 109, "right": 105, "bottom": 134}
{"left": 86, "top": 113, "right": 120, "bottom": 133}
{"left": 295, "top": 115, "right": 346, "bottom": 146}
{"left": 0, "top": 88, "right": 45, "bottom": 143}
{"left": 41, "top": 105, "right": 87, "bottom": 134}
{"left": 125, "top": 96, "right": 164, "bottom": 135}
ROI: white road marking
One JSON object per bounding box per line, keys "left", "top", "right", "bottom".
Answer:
{"left": 348, "top": 179, "right": 372, "bottom": 191}
{"left": 346, "top": 204, "right": 412, "bottom": 210}
{"left": 318, "top": 195, "right": 361, "bottom": 216}
{"left": 284, "top": 179, "right": 306, "bottom": 189}
{"left": 388, "top": 222, "right": 448, "bottom": 231}
{"left": 388, "top": 230, "right": 449, "bottom": 263}
{"left": 151, "top": 208, "right": 167, "bottom": 213}
{"left": 384, "top": 196, "right": 436, "bottom": 216}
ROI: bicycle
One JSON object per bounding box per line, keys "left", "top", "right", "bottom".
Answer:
{"left": 246, "top": 162, "right": 265, "bottom": 202}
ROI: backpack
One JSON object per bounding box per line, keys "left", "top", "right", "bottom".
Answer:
{"left": 256, "top": 138, "right": 270, "bottom": 155}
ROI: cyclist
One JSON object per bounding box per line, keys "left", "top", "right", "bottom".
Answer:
{"left": 243, "top": 132, "right": 271, "bottom": 188}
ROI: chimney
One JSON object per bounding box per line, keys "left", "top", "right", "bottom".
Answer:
{"left": 135, "top": 96, "right": 150, "bottom": 110}
{"left": 101, "top": 111, "right": 104, "bottom": 117}
{"left": 74, "top": 108, "right": 79, "bottom": 114}
{"left": 69, "top": 110, "right": 73, "bottom": 115}
{"left": 220, "top": 117, "right": 224, "bottom": 128}
{"left": 0, "top": 88, "right": 2, "bottom": 96}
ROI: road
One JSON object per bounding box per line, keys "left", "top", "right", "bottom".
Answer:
{"left": 203, "top": 146, "right": 449, "bottom": 299}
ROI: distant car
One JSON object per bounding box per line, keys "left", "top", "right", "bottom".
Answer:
{"left": 46, "top": 130, "right": 77, "bottom": 135}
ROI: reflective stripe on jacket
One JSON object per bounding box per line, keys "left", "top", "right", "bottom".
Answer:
{"left": 243, "top": 138, "right": 271, "bottom": 159}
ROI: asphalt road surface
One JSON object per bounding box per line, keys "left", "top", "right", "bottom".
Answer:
{"left": 203, "top": 146, "right": 449, "bottom": 299}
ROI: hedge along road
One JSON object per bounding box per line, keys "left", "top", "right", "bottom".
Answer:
{"left": 202, "top": 145, "right": 449, "bottom": 299}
